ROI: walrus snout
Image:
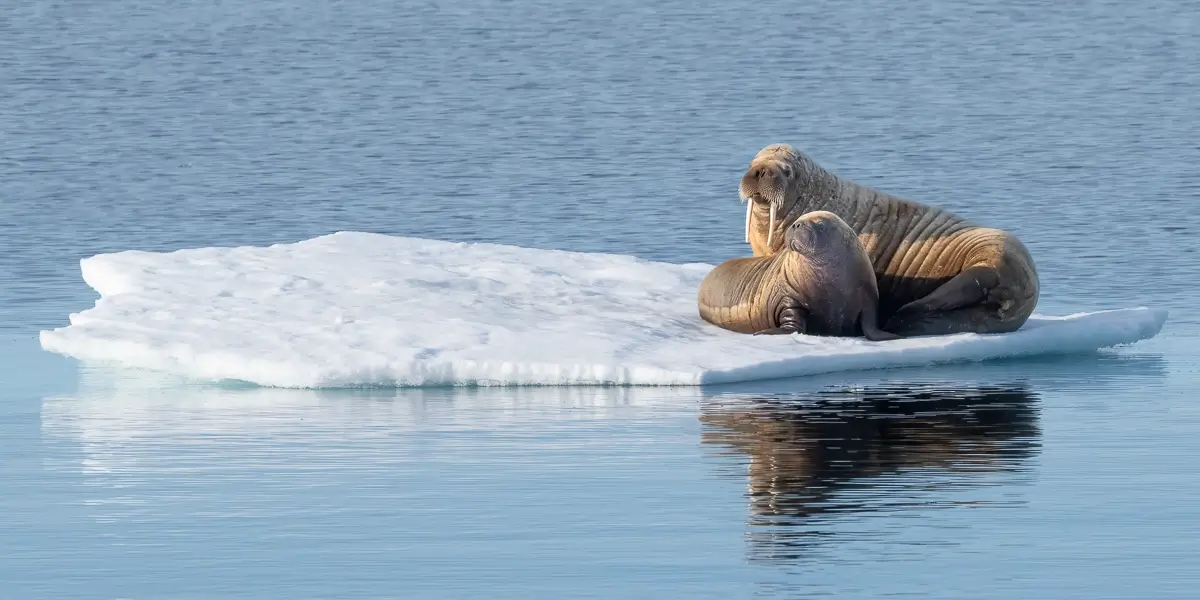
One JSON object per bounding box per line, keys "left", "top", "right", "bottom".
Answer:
{"left": 739, "top": 162, "right": 792, "bottom": 204}
{"left": 740, "top": 160, "right": 796, "bottom": 247}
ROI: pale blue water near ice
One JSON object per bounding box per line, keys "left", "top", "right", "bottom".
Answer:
{"left": 2, "top": 0, "right": 1199, "bottom": 597}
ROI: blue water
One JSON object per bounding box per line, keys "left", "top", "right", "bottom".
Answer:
{"left": 2, "top": 0, "right": 1198, "bottom": 597}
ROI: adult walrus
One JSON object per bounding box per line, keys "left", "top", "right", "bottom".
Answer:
{"left": 739, "top": 143, "right": 1039, "bottom": 337}
{"left": 698, "top": 210, "right": 899, "bottom": 341}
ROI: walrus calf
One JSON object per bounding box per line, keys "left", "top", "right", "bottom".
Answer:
{"left": 739, "top": 143, "right": 1040, "bottom": 337}
{"left": 698, "top": 210, "right": 899, "bottom": 341}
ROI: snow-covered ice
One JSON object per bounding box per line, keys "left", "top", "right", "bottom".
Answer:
{"left": 39, "top": 232, "right": 1168, "bottom": 388}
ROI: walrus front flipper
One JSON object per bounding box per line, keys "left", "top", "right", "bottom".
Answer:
{"left": 753, "top": 301, "right": 807, "bottom": 336}
{"left": 884, "top": 265, "right": 1000, "bottom": 332}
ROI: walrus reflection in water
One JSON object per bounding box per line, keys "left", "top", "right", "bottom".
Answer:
{"left": 700, "top": 383, "right": 1040, "bottom": 561}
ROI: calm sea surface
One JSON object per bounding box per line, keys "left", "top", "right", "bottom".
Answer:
{"left": 2, "top": 0, "right": 1198, "bottom": 598}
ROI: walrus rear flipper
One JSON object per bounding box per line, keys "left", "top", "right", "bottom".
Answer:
{"left": 861, "top": 322, "right": 901, "bottom": 342}
{"left": 858, "top": 291, "right": 901, "bottom": 342}
{"left": 884, "top": 265, "right": 1000, "bottom": 331}
{"left": 882, "top": 306, "right": 1008, "bottom": 337}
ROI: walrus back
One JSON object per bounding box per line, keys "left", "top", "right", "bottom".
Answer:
{"left": 842, "top": 181, "right": 1038, "bottom": 320}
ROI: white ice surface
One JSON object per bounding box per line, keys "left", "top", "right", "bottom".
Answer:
{"left": 39, "top": 232, "right": 1168, "bottom": 388}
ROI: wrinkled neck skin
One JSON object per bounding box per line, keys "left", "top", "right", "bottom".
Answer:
{"left": 747, "top": 159, "right": 866, "bottom": 257}
{"left": 763, "top": 251, "right": 827, "bottom": 323}
{"left": 697, "top": 255, "right": 790, "bottom": 334}
{"left": 731, "top": 254, "right": 808, "bottom": 330}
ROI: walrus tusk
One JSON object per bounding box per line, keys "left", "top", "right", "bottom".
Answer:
{"left": 766, "top": 202, "right": 777, "bottom": 248}
{"left": 744, "top": 200, "right": 751, "bottom": 243}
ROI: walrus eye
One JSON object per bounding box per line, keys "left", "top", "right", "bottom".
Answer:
{"left": 781, "top": 165, "right": 793, "bottom": 177}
